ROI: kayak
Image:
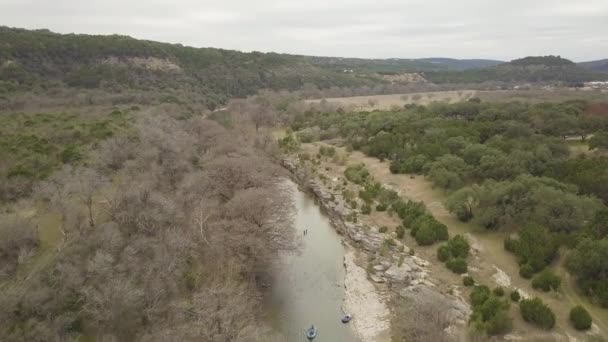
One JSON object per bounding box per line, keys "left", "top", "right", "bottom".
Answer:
{"left": 341, "top": 314, "right": 353, "bottom": 323}
{"left": 306, "top": 325, "right": 318, "bottom": 339}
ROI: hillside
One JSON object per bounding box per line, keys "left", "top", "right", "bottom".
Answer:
{"left": 0, "top": 27, "right": 384, "bottom": 109}
{"left": 425, "top": 56, "right": 603, "bottom": 84}
{"left": 1, "top": 27, "right": 603, "bottom": 109}
{"left": 579, "top": 59, "right": 608, "bottom": 73}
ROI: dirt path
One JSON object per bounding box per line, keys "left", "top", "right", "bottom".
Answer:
{"left": 309, "top": 142, "right": 607, "bottom": 339}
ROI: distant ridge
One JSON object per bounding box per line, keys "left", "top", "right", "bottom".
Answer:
{"left": 416, "top": 58, "right": 504, "bottom": 70}
{"left": 425, "top": 55, "right": 603, "bottom": 84}
{"left": 578, "top": 59, "right": 608, "bottom": 73}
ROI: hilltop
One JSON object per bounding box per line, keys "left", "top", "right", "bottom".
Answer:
{"left": 425, "top": 55, "right": 603, "bottom": 84}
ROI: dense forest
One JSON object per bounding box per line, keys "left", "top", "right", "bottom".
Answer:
{"left": 0, "top": 103, "right": 296, "bottom": 341}
{"left": 289, "top": 98, "right": 608, "bottom": 310}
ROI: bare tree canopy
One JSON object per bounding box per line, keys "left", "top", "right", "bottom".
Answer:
{"left": 0, "top": 108, "right": 294, "bottom": 341}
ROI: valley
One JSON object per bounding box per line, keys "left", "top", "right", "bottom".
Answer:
{"left": 1, "top": 24, "right": 608, "bottom": 342}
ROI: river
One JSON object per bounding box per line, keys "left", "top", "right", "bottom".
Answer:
{"left": 268, "top": 181, "right": 359, "bottom": 341}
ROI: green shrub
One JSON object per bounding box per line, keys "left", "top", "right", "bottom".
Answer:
{"left": 384, "top": 238, "right": 396, "bottom": 247}
{"left": 569, "top": 306, "right": 592, "bottom": 330}
{"left": 470, "top": 285, "right": 513, "bottom": 335}
{"left": 437, "top": 245, "right": 451, "bottom": 262}
{"left": 60, "top": 144, "right": 83, "bottom": 163}
{"left": 463, "top": 276, "right": 475, "bottom": 287}
{"left": 344, "top": 164, "right": 369, "bottom": 185}
{"left": 471, "top": 285, "right": 491, "bottom": 306}
{"left": 446, "top": 257, "right": 467, "bottom": 274}
{"left": 278, "top": 133, "right": 300, "bottom": 152}
{"left": 480, "top": 296, "right": 510, "bottom": 322}
{"left": 531, "top": 269, "right": 561, "bottom": 292}
{"left": 359, "top": 181, "right": 383, "bottom": 203}
{"left": 379, "top": 226, "right": 388, "bottom": 233}
{"left": 375, "top": 203, "right": 387, "bottom": 212}
{"left": 412, "top": 215, "right": 449, "bottom": 246}
{"left": 510, "top": 290, "right": 521, "bottom": 302}
{"left": 519, "top": 264, "right": 534, "bottom": 279}
{"left": 414, "top": 223, "right": 436, "bottom": 245}
{"left": 395, "top": 225, "right": 405, "bottom": 239}
{"left": 398, "top": 155, "right": 428, "bottom": 174}
{"left": 567, "top": 238, "right": 608, "bottom": 307}
{"left": 434, "top": 222, "right": 449, "bottom": 241}
{"left": 394, "top": 200, "right": 427, "bottom": 226}
{"left": 447, "top": 234, "right": 470, "bottom": 258}
{"left": 493, "top": 287, "right": 505, "bottom": 297}
{"left": 377, "top": 188, "right": 399, "bottom": 206}
{"left": 361, "top": 204, "right": 372, "bottom": 215}
{"left": 520, "top": 298, "right": 556, "bottom": 330}
{"left": 504, "top": 237, "right": 518, "bottom": 253}
{"left": 484, "top": 310, "right": 513, "bottom": 335}
{"left": 318, "top": 146, "right": 336, "bottom": 157}
{"left": 510, "top": 224, "right": 559, "bottom": 273}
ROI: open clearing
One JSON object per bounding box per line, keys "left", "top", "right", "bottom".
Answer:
{"left": 304, "top": 89, "right": 608, "bottom": 112}
{"left": 304, "top": 90, "right": 476, "bottom": 111}
{"left": 303, "top": 141, "right": 608, "bottom": 340}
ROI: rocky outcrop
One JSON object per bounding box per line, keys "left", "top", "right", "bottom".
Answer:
{"left": 343, "top": 247, "right": 391, "bottom": 342}
{"left": 284, "top": 157, "right": 435, "bottom": 286}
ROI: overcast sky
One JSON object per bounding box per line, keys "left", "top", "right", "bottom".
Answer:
{"left": 1, "top": 0, "right": 607, "bottom": 61}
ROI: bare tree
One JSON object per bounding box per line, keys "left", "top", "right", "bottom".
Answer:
{"left": 0, "top": 218, "right": 39, "bottom": 277}
{"left": 248, "top": 103, "right": 275, "bottom": 132}
{"left": 1, "top": 102, "right": 296, "bottom": 341}
{"left": 224, "top": 186, "right": 295, "bottom": 252}
{"left": 37, "top": 166, "right": 76, "bottom": 242}
{"left": 93, "top": 135, "right": 136, "bottom": 172}
{"left": 392, "top": 297, "right": 454, "bottom": 342}
{"left": 68, "top": 167, "right": 108, "bottom": 228}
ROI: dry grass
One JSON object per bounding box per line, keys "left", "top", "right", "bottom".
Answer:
{"left": 304, "top": 89, "right": 608, "bottom": 113}
{"left": 304, "top": 90, "right": 476, "bottom": 111}
{"left": 477, "top": 89, "right": 608, "bottom": 103}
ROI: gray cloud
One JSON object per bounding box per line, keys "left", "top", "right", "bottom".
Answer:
{"left": 1, "top": 0, "right": 607, "bottom": 61}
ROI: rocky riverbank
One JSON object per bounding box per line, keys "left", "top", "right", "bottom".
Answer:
{"left": 282, "top": 157, "right": 471, "bottom": 341}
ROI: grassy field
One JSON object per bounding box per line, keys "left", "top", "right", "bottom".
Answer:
{"left": 304, "top": 89, "right": 608, "bottom": 112}
{"left": 477, "top": 89, "right": 608, "bottom": 103}
{"left": 304, "top": 90, "right": 476, "bottom": 111}
{"left": 303, "top": 140, "right": 607, "bottom": 340}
